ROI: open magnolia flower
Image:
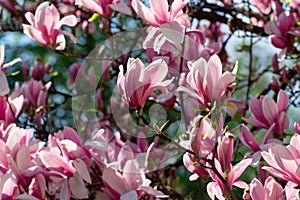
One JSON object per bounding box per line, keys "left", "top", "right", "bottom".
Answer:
{"left": 132, "top": 0, "right": 190, "bottom": 27}
{"left": 178, "top": 54, "right": 237, "bottom": 109}
{"left": 117, "top": 58, "right": 173, "bottom": 109}
{"left": 22, "top": 2, "right": 77, "bottom": 50}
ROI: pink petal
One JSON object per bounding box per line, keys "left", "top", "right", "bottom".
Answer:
{"left": 63, "top": 126, "right": 82, "bottom": 146}
{"left": 149, "top": 0, "right": 168, "bottom": 22}
{"left": 239, "top": 125, "right": 260, "bottom": 151}
{"left": 0, "top": 71, "right": 10, "bottom": 96}
{"left": 277, "top": 90, "right": 288, "bottom": 112}
{"left": 160, "top": 21, "right": 185, "bottom": 44}
{"left": 75, "top": 0, "right": 105, "bottom": 16}
{"left": 56, "top": 15, "right": 77, "bottom": 29}
{"left": 39, "top": 151, "right": 75, "bottom": 174}
{"left": 16, "top": 146, "right": 34, "bottom": 171}
{"left": 169, "top": 0, "right": 189, "bottom": 20}
{"left": 207, "top": 54, "right": 222, "bottom": 87}
{"left": 144, "top": 59, "right": 168, "bottom": 83}
{"left": 60, "top": 180, "right": 70, "bottom": 200}
{"left": 207, "top": 182, "right": 223, "bottom": 200}
{"left": 249, "top": 178, "right": 265, "bottom": 200}
{"left": 102, "top": 168, "right": 131, "bottom": 195}
{"left": 131, "top": 0, "right": 159, "bottom": 27}
{"left": 109, "top": 4, "right": 132, "bottom": 15}
{"left": 277, "top": 13, "right": 295, "bottom": 34}
{"left": 265, "top": 176, "right": 284, "bottom": 200}
{"left": 24, "top": 12, "right": 35, "bottom": 26}
{"left": 262, "top": 95, "right": 278, "bottom": 125}
{"left": 270, "top": 35, "right": 288, "bottom": 49}
{"left": 69, "top": 174, "right": 89, "bottom": 199}
{"left": 72, "top": 159, "right": 91, "bottom": 184}
{"left": 22, "top": 24, "right": 47, "bottom": 46}
{"left": 228, "top": 158, "right": 252, "bottom": 185}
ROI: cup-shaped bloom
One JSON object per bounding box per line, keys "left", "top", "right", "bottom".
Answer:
{"left": 243, "top": 89, "right": 289, "bottom": 135}
{"left": 132, "top": 0, "right": 190, "bottom": 27}
{"left": 117, "top": 58, "right": 173, "bottom": 109}
{"left": 23, "top": 2, "right": 77, "bottom": 50}
{"left": 261, "top": 134, "right": 300, "bottom": 185}
{"left": 178, "top": 54, "right": 237, "bottom": 109}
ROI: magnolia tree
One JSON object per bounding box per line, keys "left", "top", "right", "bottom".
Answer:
{"left": 1, "top": 0, "right": 300, "bottom": 199}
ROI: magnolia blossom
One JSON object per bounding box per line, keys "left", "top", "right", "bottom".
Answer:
{"left": 247, "top": 177, "right": 299, "bottom": 200}
{"left": 181, "top": 116, "right": 216, "bottom": 180}
{"left": 0, "top": 96, "right": 23, "bottom": 128}
{"left": 117, "top": 58, "right": 173, "bottom": 109}
{"left": 75, "top": 0, "right": 132, "bottom": 16}
{"left": 261, "top": 134, "right": 300, "bottom": 185}
{"left": 239, "top": 124, "right": 282, "bottom": 165}
{"left": 38, "top": 127, "right": 92, "bottom": 199}
{"left": 265, "top": 12, "right": 295, "bottom": 51}
{"left": 207, "top": 133, "right": 252, "bottom": 199}
{"left": 243, "top": 90, "right": 289, "bottom": 135}
{"left": 101, "top": 160, "right": 168, "bottom": 200}
{"left": 178, "top": 54, "right": 237, "bottom": 109}
{"left": 23, "top": 2, "right": 77, "bottom": 50}
{"left": 0, "top": 46, "right": 21, "bottom": 96}
{"left": 132, "top": 0, "right": 190, "bottom": 27}
{"left": 0, "top": 124, "right": 46, "bottom": 199}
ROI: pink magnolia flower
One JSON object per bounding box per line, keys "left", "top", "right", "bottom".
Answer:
{"left": 29, "top": 59, "right": 51, "bottom": 80}
{"left": 75, "top": 0, "right": 132, "bottom": 16}
{"left": 265, "top": 12, "right": 295, "bottom": 51}
{"left": 15, "top": 79, "right": 51, "bottom": 109}
{"left": 239, "top": 124, "right": 282, "bottom": 165}
{"left": 243, "top": 90, "right": 289, "bottom": 136}
{"left": 207, "top": 133, "right": 252, "bottom": 199}
{"left": 38, "top": 127, "right": 91, "bottom": 199}
{"left": 248, "top": 177, "right": 299, "bottom": 200}
{"left": 261, "top": 134, "right": 300, "bottom": 185}
{"left": 117, "top": 58, "right": 173, "bottom": 109}
{"left": 132, "top": 0, "right": 190, "bottom": 27}
{"left": 0, "top": 124, "right": 46, "bottom": 199}
{"left": 0, "top": 45, "right": 21, "bottom": 96}
{"left": 178, "top": 54, "right": 237, "bottom": 109}
{"left": 23, "top": 2, "right": 77, "bottom": 50}
{"left": 0, "top": 96, "right": 23, "bottom": 128}
{"left": 101, "top": 160, "right": 168, "bottom": 200}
